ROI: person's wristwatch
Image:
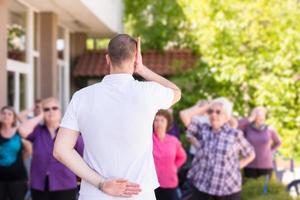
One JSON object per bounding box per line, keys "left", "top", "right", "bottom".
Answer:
{"left": 98, "top": 178, "right": 106, "bottom": 191}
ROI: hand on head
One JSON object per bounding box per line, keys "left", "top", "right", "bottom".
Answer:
{"left": 134, "top": 37, "right": 144, "bottom": 74}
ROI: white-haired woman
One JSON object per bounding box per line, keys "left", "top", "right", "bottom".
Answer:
{"left": 186, "top": 98, "right": 255, "bottom": 200}
{"left": 239, "top": 107, "right": 281, "bottom": 179}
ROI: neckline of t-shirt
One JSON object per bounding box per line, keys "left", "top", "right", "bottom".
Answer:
{"left": 102, "top": 73, "right": 134, "bottom": 82}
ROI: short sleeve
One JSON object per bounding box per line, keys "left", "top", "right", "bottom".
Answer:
{"left": 60, "top": 93, "right": 80, "bottom": 132}
{"left": 236, "top": 131, "right": 254, "bottom": 158}
{"left": 27, "top": 125, "right": 41, "bottom": 142}
{"left": 145, "top": 82, "right": 174, "bottom": 110}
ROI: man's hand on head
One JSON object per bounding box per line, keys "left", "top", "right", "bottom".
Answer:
{"left": 134, "top": 37, "right": 145, "bottom": 74}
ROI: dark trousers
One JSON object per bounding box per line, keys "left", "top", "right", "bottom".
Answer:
{"left": 31, "top": 188, "right": 77, "bottom": 200}
{"left": 0, "top": 180, "right": 27, "bottom": 200}
{"left": 244, "top": 168, "right": 273, "bottom": 179}
{"left": 191, "top": 187, "right": 240, "bottom": 200}
{"left": 155, "top": 187, "right": 179, "bottom": 200}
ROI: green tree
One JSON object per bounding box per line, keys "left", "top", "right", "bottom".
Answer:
{"left": 124, "top": 0, "right": 193, "bottom": 50}
{"left": 125, "top": 0, "right": 300, "bottom": 158}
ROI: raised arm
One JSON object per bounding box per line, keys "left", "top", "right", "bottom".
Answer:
{"left": 135, "top": 38, "right": 181, "bottom": 106}
{"left": 179, "top": 102, "right": 209, "bottom": 127}
{"left": 18, "top": 108, "right": 33, "bottom": 123}
{"left": 53, "top": 128, "right": 141, "bottom": 198}
{"left": 18, "top": 113, "right": 43, "bottom": 138}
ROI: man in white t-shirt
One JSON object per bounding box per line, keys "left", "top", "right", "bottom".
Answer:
{"left": 53, "top": 34, "right": 181, "bottom": 200}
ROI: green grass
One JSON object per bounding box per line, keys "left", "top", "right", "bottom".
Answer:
{"left": 242, "top": 177, "right": 300, "bottom": 200}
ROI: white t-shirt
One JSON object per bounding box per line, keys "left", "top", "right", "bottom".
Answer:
{"left": 60, "top": 74, "right": 174, "bottom": 200}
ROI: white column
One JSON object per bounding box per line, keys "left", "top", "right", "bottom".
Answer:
{"left": 63, "top": 28, "right": 70, "bottom": 111}
{"left": 14, "top": 72, "right": 20, "bottom": 113}
{"left": 25, "top": 7, "right": 34, "bottom": 109}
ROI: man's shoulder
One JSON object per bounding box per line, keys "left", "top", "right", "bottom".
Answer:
{"left": 73, "top": 83, "right": 100, "bottom": 98}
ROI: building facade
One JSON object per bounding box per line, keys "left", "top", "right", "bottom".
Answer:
{"left": 0, "top": 0, "right": 123, "bottom": 112}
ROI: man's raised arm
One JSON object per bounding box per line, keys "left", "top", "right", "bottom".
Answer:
{"left": 135, "top": 38, "right": 181, "bottom": 106}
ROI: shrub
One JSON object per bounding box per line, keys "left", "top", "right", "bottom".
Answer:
{"left": 242, "top": 178, "right": 299, "bottom": 200}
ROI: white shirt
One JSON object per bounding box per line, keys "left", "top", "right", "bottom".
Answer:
{"left": 60, "top": 74, "right": 174, "bottom": 200}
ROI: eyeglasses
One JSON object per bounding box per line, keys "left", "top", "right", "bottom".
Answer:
{"left": 207, "top": 109, "right": 222, "bottom": 115}
{"left": 43, "top": 106, "right": 59, "bottom": 112}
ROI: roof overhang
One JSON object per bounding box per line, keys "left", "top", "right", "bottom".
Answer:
{"left": 18, "top": 0, "right": 123, "bottom": 37}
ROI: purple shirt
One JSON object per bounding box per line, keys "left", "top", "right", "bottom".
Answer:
{"left": 239, "top": 119, "right": 281, "bottom": 169}
{"left": 168, "top": 122, "right": 180, "bottom": 139}
{"left": 27, "top": 124, "right": 84, "bottom": 191}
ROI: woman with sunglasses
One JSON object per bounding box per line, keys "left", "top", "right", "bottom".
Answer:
{"left": 18, "top": 97, "right": 84, "bottom": 200}
{"left": 185, "top": 97, "right": 255, "bottom": 200}
{"left": 153, "top": 110, "right": 187, "bottom": 200}
{"left": 239, "top": 107, "right": 281, "bottom": 179}
{"left": 0, "top": 106, "right": 31, "bottom": 200}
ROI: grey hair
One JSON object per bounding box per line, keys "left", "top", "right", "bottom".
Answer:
{"left": 211, "top": 97, "right": 233, "bottom": 117}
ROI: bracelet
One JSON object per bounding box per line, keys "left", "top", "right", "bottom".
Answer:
{"left": 98, "top": 178, "right": 105, "bottom": 191}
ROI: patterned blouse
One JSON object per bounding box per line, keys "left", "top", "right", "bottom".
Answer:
{"left": 187, "top": 118, "right": 254, "bottom": 196}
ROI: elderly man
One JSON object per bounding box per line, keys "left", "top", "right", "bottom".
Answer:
{"left": 53, "top": 34, "right": 181, "bottom": 200}
{"left": 184, "top": 97, "right": 255, "bottom": 200}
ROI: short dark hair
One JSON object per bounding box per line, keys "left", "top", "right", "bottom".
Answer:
{"left": 156, "top": 109, "right": 174, "bottom": 131}
{"left": 108, "top": 34, "right": 137, "bottom": 67}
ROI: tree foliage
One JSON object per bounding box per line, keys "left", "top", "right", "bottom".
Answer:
{"left": 125, "top": 0, "right": 300, "bottom": 158}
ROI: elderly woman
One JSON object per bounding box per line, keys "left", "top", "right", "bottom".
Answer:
{"left": 186, "top": 98, "right": 255, "bottom": 200}
{"left": 153, "top": 110, "right": 187, "bottom": 200}
{"left": 0, "top": 106, "right": 31, "bottom": 200}
{"left": 239, "top": 107, "right": 281, "bottom": 179}
{"left": 18, "top": 98, "right": 84, "bottom": 200}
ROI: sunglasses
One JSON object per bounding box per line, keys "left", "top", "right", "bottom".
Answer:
{"left": 207, "top": 109, "right": 222, "bottom": 115}
{"left": 43, "top": 106, "right": 59, "bottom": 112}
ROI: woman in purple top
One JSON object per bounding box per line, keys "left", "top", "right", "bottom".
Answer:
{"left": 19, "top": 98, "right": 84, "bottom": 200}
{"left": 239, "top": 106, "right": 281, "bottom": 179}
{"left": 0, "top": 106, "right": 31, "bottom": 200}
